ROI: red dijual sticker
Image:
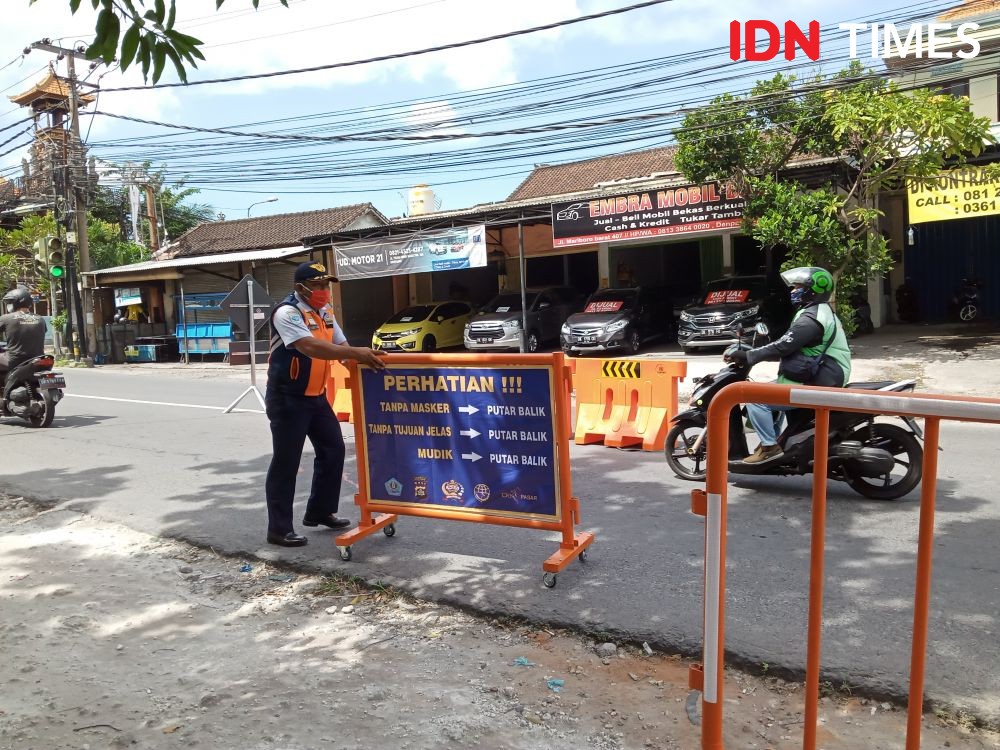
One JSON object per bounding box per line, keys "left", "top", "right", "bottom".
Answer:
{"left": 705, "top": 290, "right": 750, "bottom": 305}
{"left": 584, "top": 300, "right": 624, "bottom": 313}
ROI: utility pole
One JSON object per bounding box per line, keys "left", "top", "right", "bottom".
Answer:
{"left": 28, "top": 40, "right": 98, "bottom": 362}
{"left": 144, "top": 183, "right": 161, "bottom": 254}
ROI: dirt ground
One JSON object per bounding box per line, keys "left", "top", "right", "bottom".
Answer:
{"left": 1, "top": 494, "right": 997, "bottom": 750}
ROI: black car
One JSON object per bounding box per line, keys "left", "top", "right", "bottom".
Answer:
{"left": 677, "top": 275, "right": 791, "bottom": 353}
{"left": 560, "top": 286, "right": 673, "bottom": 355}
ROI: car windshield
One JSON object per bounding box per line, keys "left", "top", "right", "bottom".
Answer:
{"left": 386, "top": 305, "right": 435, "bottom": 324}
{"left": 702, "top": 278, "right": 766, "bottom": 305}
{"left": 481, "top": 293, "right": 537, "bottom": 314}
{"left": 583, "top": 290, "right": 635, "bottom": 313}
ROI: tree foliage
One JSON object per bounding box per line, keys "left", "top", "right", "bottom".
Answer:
{"left": 674, "top": 63, "right": 996, "bottom": 333}
{"left": 37, "top": 0, "right": 288, "bottom": 83}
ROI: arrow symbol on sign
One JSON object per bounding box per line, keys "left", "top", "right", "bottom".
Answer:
{"left": 461, "top": 452, "right": 482, "bottom": 462}
{"left": 460, "top": 428, "right": 481, "bottom": 439}
{"left": 458, "top": 405, "right": 479, "bottom": 415}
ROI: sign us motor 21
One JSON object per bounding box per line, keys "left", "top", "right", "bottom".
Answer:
{"left": 358, "top": 366, "right": 561, "bottom": 521}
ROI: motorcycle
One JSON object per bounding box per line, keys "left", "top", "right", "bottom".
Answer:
{"left": 664, "top": 326, "right": 925, "bottom": 500}
{"left": 0, "top": 344, "right": 65, "bottom": 428}
{"left": 850, "top": 293, "right": 874, "bottom": 336}
{"left": 953, "top": 278, "right": 982, "bottom": 322}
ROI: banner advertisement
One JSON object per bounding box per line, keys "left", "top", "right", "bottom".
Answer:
{"left": 907, "top": 167, "right": 1000, "bottom": 224}
{"left": 358, "top": 364, "right": 561, "bottom": 521}
{"left": 551, "top": 183, "right": 745, "bottom": 247}
{"left": 113, "top": 287, "right": 143, "bottom": 307}
{"left": 333, "top": 224, "right": 487, "bottom": 280}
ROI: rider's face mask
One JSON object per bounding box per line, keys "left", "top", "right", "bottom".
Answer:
{"left": 790, "top": 286, "right": 809, "bottom": 306}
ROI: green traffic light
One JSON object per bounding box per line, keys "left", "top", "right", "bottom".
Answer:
{"left": 49, "top": 266, "right": 65, "bottom": 279}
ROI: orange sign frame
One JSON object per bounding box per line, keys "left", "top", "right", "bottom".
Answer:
{"left": 334, "top": 352, "right": 593, "bottom": 586}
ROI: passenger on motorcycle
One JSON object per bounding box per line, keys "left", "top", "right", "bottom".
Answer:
{"left": 724, "top": 267, "right": 852, "bottom": 464}
{"left": 0, "top": 287, "right": 46, "bottom": 397}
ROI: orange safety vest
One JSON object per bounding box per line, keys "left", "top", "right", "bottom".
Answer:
{"left": 267, "top": 294, "right": 333, "bottom": 397}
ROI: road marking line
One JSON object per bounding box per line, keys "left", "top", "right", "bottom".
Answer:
{"left": 64, "top": 394, "right": 264, "bottom": 413}
{"left": 704, "top": 491, "right": 722, "bottom": 704}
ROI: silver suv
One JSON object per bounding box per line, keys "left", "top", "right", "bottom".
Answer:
{"left": 464, "top": 286, "right": 583, "bottom": 352}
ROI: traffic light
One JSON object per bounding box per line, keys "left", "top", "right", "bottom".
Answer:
{"left": 32, "top": 239, "right": 48, "bottom": 278}
{"left": 43, "top": 236, "right": 64, "bottom": 279}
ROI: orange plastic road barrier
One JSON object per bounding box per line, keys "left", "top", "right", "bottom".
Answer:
{"left": 691, "top": 381, "right": 1000, "bottom": 750}
{"left": 572, "top": 358, "right": 686, "bottom": 451}
{"left": 334, "top": 352, "right": 593, "bottom": 586}
{"left": 325, "top": 360, "right": 354, "bottom": 423}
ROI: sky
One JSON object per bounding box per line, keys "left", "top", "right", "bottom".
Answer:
{"left": 0, "top": 0, "right": 976, "bottom": 222}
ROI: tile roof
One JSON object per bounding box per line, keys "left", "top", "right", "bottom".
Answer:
{"left": 507, "top": 146, "right": 678, "bottom": 201}
{"left": 938, "top": 0, "right": 1000, "bottom": 20}
{"left": 8, "top": 68, "right": 96, "bottom": 107}
{"left": 167, "top": 203, "right": 384, "bottom": 258}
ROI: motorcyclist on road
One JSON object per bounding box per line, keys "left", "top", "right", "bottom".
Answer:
{"left": 724, "top": 267, "right": 852, "bottom": 464}
{"left": 0, "top": 287, "right": 46, "bottom": 397}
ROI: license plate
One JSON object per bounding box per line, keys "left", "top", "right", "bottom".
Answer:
{"left": 479, "top": 337, "right": 495, "bottom": 344}
{"left": 578, "top": 336, "right": 596, "bottom": 343}
{"left": 36, "top": 375, "right": 65, "bottom": 389}
{"left": 378, "top": 342, "right": 398, "bottom": 350}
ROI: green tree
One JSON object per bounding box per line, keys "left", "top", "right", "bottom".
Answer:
{"left": 35, "top": 0, "right": 288, "bottom": 83}
{"left": 86, "top": 216, "right": 150, "bottom": 269}
{"left": 674, "top": 63, "right": 995, "bottom": 333}
{"left": 0, "top": 213, "right": 59, "bottom": 295}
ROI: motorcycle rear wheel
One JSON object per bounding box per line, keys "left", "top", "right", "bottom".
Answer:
{"left": 27, "top": 390, "right": 55, "bottom": 428}
{"left": 664, "top": 419, "right": 707, "bottom": 481}
{"left": 844, "top": 422, "right": 922, "bottom": 500}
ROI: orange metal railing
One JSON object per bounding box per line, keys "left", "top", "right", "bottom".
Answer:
{"left": 691, "top": 381, "right": 1000, "bottom": 750}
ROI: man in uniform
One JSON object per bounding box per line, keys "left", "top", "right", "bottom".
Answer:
{"left": 726, "top": 266, "right": 852, "bottom": 464}
{"left": 264, "top": 262, "right": 385, "bottom": 547}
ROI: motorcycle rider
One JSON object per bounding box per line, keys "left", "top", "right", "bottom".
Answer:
{"left": 0, "top": 287, "right": 47, "bottom": 399}
{"left": 725, "top": 267, "right": 852, "bottom": 464}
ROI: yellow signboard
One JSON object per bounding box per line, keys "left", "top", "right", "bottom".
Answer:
{"left": 907, "top": 166, "right": 1000, "bottom": 224}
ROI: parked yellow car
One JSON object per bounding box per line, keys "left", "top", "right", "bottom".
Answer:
{"left": 371, "top": 301, "right": 474, "bottom": 352}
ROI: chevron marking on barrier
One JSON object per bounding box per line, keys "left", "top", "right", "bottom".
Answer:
{"left": 601, "top": 360, "right": 641, "bottom": 379}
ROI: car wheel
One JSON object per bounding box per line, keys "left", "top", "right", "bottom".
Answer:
{"left": 525, "top": 330, "right": 540, "bottom": 353}
{"left": 422, "top": 335, "right": 436, "bottom": 353}
{"left": 627, "top": 329, "right": 641, "bottom": 355}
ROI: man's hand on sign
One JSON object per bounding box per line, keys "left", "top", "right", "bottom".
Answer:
{"left": 351, "top": 346, "right": 387, "bottom": 370}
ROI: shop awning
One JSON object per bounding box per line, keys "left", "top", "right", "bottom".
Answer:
{"left": 86, "top": 246, "right": 309, "bottom": 285}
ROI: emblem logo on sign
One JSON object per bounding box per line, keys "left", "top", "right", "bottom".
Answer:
{"left": 413, "top": 476, "right": 428, "bottom": 499}
{"left": 442, "top": 480, "right": 464, "bottom": 502}
{"left": 384, "top": 477, "right": 403, "bottom": 497}
{"left": 473, "top": 483, "right": 491, "bottom": 503}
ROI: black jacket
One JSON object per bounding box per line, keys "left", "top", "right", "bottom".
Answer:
{"left": 745, "top": 305, "right": 846, "bottom": 387}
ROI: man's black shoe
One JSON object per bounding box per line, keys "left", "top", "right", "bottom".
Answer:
{"left": 267, "top": 531, "right": 308, "bottom": 547}
{"left": 302, "top": 514, "right": 352, "bottom": 530}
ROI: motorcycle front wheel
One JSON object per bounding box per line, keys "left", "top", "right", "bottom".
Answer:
{"left": 665, "top": 419, "right": 707, "bottom": 481}
{"left": 845, "top": 422, "right": 923, "bottom": 500}
{"left": 27, "top": 390, "right": 56, "bottom": 428}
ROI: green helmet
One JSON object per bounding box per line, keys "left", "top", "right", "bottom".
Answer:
{"left": 781, "top": 266, "right": 834, "bottom": 305}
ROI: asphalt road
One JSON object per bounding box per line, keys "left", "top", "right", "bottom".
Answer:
{"left": 2, "top": 366, "right": 998, "bottom": 722}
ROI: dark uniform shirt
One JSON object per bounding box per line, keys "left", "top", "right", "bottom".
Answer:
{"left": 0, "top": 311, "right": 46, "bottom": 368}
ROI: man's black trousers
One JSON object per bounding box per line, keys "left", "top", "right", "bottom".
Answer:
{"left": 264, "top": 388, "right": 346, "bottom": 535}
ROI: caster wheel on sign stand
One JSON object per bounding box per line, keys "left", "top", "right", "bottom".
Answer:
{"left": 383, "top": 524, "right": 396, "bottom": 538}
{"left": 542, "top": 573, "right": 557, "bottom": 589}
{"left": 338, "top": 546, "right": 352, "bottom": 561}
{"left": 578, "top": 549, "right": 588, "bottom": 563}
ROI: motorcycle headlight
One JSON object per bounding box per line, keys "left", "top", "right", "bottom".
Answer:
{"left": 606, "top": 319, "right": 628, "bottom": 333}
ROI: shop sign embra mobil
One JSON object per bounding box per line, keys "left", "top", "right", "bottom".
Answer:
{"left": 551, "top": 182, "right": 746, "bottom": 247}
{"left": 907, "top": 166, "right": 1000, "bottom": 224}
